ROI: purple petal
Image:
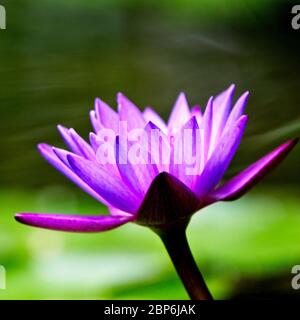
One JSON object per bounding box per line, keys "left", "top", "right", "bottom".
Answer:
{"left": 144, "top": 121, "right": 171, "bottom": 172}
{"left": 38, "top": 143, "right": 107, "bottom": 204}
{"left": 117, "top": 93, "right": 145, "bottom": 130}
{"left": 52, "top": 146, "right": 73, "bottom": 166}
{"left": 67, "top": 154, "right": 141, "bottom": 214}
{"left": 191, "top": 105, "right": 202, "bottom": 125}
{"left": 115, "top": 136, "right": 159, "bottom": 197}
{"left": 210, "top": 138, "right": 299, "bottom": 201}
{"left": 210, "top": 84, "right": 235, "bottom": 154}
{"left": 57, "top": 125, "right": 82, "bottom": 155}
{"left": 95, "top": 98, "right": 119, "bottom": 132}
{"left": 169, "top": 116, "right": 200, "bottom": 190}
{"left": 69, "top": 128, "right": 96, "bottom": 160}
{"left": 87, "top": 132, "right": 122, "bottom": 179}
{"left": 143, "top": 107, "right": 167, "bottom": 133}
{"left": 89, "top": 132, "right": 100, "bottom": 151}
{"left": 168, "top": 92, "right": 191, "bottom": 134}
{"left": 89, "top": 110, "right": 102, "bottom": 133}
{"left": 202, "top": 97, "right": 213, "bottom": 163}
{"left": 15, "top": 213, "right": 132, "bottom": 233}
{"left": 194, "top": 115, "right": 248, "bottom": 197}
{"left": 57, "top": 125, "right": 96, "bottom": 160}
{"left": 224, "top": 91, "right": 249, "bottom": 133}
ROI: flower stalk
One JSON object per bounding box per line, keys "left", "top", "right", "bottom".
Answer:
{"left": 157, "top": 226, "right": 213, "bottom": 300}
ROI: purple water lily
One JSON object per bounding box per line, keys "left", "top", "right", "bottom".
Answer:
{"left": 15, "top": 84, "right": 298, "bottom": 299}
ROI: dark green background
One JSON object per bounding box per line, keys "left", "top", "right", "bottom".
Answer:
{"left": 0, "top": 0, "right": 299, "bottom": 299}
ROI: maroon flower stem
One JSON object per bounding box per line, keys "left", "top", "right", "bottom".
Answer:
{"left": 158, "top": 226, "right": 213, "bottom": 300}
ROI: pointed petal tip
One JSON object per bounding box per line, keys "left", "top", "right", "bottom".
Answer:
{"left": 287, "top": 137, "right": 299, "bottom": 146}
{"left": 229, "top": 83, "right": 236, "bottom": 91}
{"left": 188, "top": 115, "right": 199, "bottom": 129}
{"left": 15, "top": 212, "right": 132, "bottom": 233}
{"left": 57, "top": 124, "right": 72, "bottom": 138}
{"left": 68, "top": 127, "right": 76, "bottom": 135}
{"left": 116, "top": 92, "right": 125, "bottom": 103}
{"left": 230, "top": 115, "right": 248, "bottom": 132}
{"left": 117, "top": 92, "right": 136, "bottom": 107}
{"left": 272, "top": 137, "right": 298, "bottom": 153}
{"left": 15, "top": 213, "right": 37, "bottom": 225}
{"left": 57, "top": 124, "right": 67, "bottom": 131}
{"left": 178, "top": 91, "right": 187, "bottom": 99}
{"left": 239, "top": 114, "right": 248, "bottom": 124}
{"left": 95, "top": 97, "right": 107, "bottom": 109}
{"left": 205, "top": 96, "right": 214, "bottom": 110}
{"left": 221, "top": 84, "right": 235, "bottom": 99}
{"left": 37, "top": 143, "right": 51, "bottom": 153}
{"left": 89, "top": 109, "right": 97, "bottom": 121}
{"left": 89, "top": 131, "right": 96, "bottom": 139}
{"left": 143, "top": 106, "right": 151, "bottom": 114}
{"left": 94, "top": 98, "right": 100, "bottom": 110}
{"left": 15, "top": 213, "right": 25, "bottom": 223}
{"left": 211, "top": 136, "right": 298, "bottom": 202}
{"left": 117, "top": 92, "right": 131, "bottom": 110}
{"left": 280, "top": 137, "right": 299, "bottom": 154}
{"left": 37, "top": 143, "right": 44, "bottom": 151}
{"left": 15, "top": 212, "right": 38, "bottom": 227}
{"left": 168, "top": 92, "right": 191, "bottom": 128}
{"left": 145, "top": 120, "right": 158, "bottom": 130}
{"left": 191, "top": 104, "right": 202, "bottom": 113}
{"left": 51, "top": 145, "right": 58, "bottom": 152}
{"left": 228, "top": 84, "right": 236, "bottom": 96}
{"left": 89, "top": 109, "right": 95, "bottom": 116}
{"left": 66, "top": 153, "right": 76, "bottom": 166}
{"left": 236, "top": 115, "right": 248, "bottom": 133}
{"left": 235, "top": 91, "right": 249, "bottom": 104}
{"left": 175, "top": 92, "right": 189, "bottom": 107}
{"left": 94, "top": 97, "right": 101, "bottom": 104}
{"left": 239, "top": 91, "right": 249, "bottom": 103}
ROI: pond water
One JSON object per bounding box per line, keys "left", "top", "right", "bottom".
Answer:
{"left": 0, "top": 0, "right": 299, "bottom": 187}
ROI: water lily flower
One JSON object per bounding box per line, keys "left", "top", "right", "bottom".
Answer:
{"left": 15, "top": 84, "right": 298, "bottom": 300}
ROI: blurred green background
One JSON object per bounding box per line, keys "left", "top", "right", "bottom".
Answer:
{"left": 0, "top": 0, "right": 299, "bottom": 299}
